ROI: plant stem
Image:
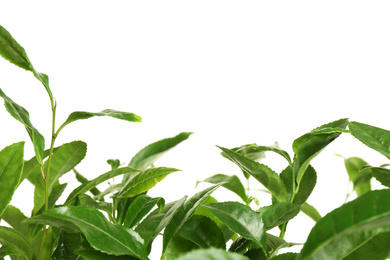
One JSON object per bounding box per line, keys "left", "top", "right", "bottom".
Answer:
{"left": 37, "top": 98, "right": 57, "bottom": 259}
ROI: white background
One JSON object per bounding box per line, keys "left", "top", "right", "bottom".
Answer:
{"left": 1, "top": 1, "right": 390, "bottom": 257}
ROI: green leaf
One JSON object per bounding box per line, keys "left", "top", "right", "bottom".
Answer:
{"left": 344, "top": 157, "right": 371, "bottom": 196}
{"left": 73, "top": 168, "right": 100, "bottom": 196}
{"left": 52, "top": 231, "right": 85, "bottom": 260}
{"left": 197, "top": 174, "right": 248, "bottom": 203}
{"left": 178, "top": 214, "right": 226, "bottom": 249}
{"left": 293, "top": 118, "right": 348, "bottom": 189}
{"left": 270, "top": 253, "right": 299, "bottom": 260}
{"left": 41, "top": 206, "right": 148, "bottom": 259}
{"left": 234, "top": 143, "right": 291, "bottom": 164}
{"left": 0, "top": 226, "right": 33, "bottom": 260}
{"left": 369, "top": 167, "right": 390, "bottom": 188}
{"left": 0, "top": 89, "right": 44, "bottom": 164}
{"left": 0, "top": 25, "right": 53, "bottom": 101}
{"left": 123, "top": 195, "right": 164, "bottom": 228}
{"left": 292, "top": 165, "right": 317, "bottom": 204}
{"left": 24, "top": 213, "right": 80, "bottom": 234}
{"left": 65, "top": 167, "right": 139, "bottom": 206}
{"left": 0, "top": 25, "right": 31, "bottom": 71}
{"left": 301, "top": 202, "right": 322, "bottom": 222}
{"left": 349, "top": 121, "right": 390, "bottom": 160}
{"left": 297, "top": 189, "right": 390, "bottom": 260}
{"left": 163, "top": 234, "right": 199, "bottom": 260}
{"left": 57, "top": 110, "right": 142, "bottom": 134}
{"left": 342, "top": 231, "right": 390, "bottom": 260}
{"left": 33, "top": 141, "right": 87, "bottom": 213}
{"left": 175, "top": 248, "right": 250, "bottom": 260}
{"left": 119, "top": 167, "right": 179, "bottom": 198}
{"left": 0, "top": 142, "right": 24, "bottom": 216}
{"left": 162, "top": 183, "right": 223, "bottom": 259}
{"left": 135, "top": 196, "right": 187, "bottom": 248}
{"left": 218, "top": 146, "right": 287, "bottom": 202}
{"left": 204, "top": 202, "right": 266, "bottom": 248}
{"left": 124, "top": 132, "right": 192, "bottom": 182}
{"left": 226, "top": 144, "right": 266, "bottom": 162}
{"left": 258, "top": 202, "right": 301, "bottom": 230}
{"left": 1, "top": 205, "right": 29, "bottom": 239}
{"left": 76, "top": 194, "right": 113, "bottom": 217}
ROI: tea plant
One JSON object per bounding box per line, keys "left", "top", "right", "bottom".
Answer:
{"left": 1, "top": 24, "right": 390, "bottom": 260}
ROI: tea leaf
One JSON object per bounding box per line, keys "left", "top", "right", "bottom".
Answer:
{"left": 1, "top": 205, "right": 29, "bottom": 239}
{"left": 162, "top": 183, "right": 223, "bottom": 258}
{"left": 65, "top": 167, "right": 140, "bottom": 205}
{"left": 197, "top": 174, "right": 248, "bottom": 203}
{"left": 175, "top": 247, "right": 250, "bottom": 260}
{"left": 58, "top": 109, "right": 142, "bottom": 134}
{"left": 0, "top": 226, "right": 33, "bottom": 260}
{"left": 258, "top": 202, "right": 301, "bottom": 230}
{"left": 349, "top": 121, "right": 390, "bottom": 160}
{"left": 135, "top": 196, "right": 187, "bottom": 249}
{"left": 52, "top": 231, "right": 85, "bottom": 260}
{"left": 297, "top": 189, "right": 390, "bottom": 260}
{"left": 0, "top": 25, "right": 53, "bottom": 99}
{"left": 234, "top": 144, "right": 291, "bottom": 164}
{"left": 293, "top": 118, "right": 348, "bottom": 188}
{"left": 342, "top": 231, "right": 390, "bottom": 260}
{"left": 124, "top": 132, "right": 192, "bottom": 182}
{"left": 204, "top": 201, "right": 266, "bottom": 248}
{"left": 0, "top": 142, "right": 24, "bottom": 216}
{"left": 0, "top": 89, "right": 44, "bottom": 164}
{"left": 344, "top": 157, "right": 371, "bottom": 196}
{"left": 218, "top": 146, "right": 287, "bottom": 202}
{"left": 270, "top": 253, "right": 299, "bottom": 260}
{"left": 164, "top": 234, "right": 199, "bottom": 260}
{"left": 33, "top": 141, "right": 87, "bottom": 213}
{"left": 123, "top": 195, "right": 165, "bottom": 228}
{"left": 178, "top": 214, "right": 226, "bottom": 249}
{"left": 41, "top": 206, "right": 148, "bottom": 259}
{"left": 301, "top": 202, "right": 322, "bottom": 222}
{"left": 368, "top": 167, "right": 390, "bottom": 188}
{"left": 119, "top": 167, "right": 180, "bottom": 198}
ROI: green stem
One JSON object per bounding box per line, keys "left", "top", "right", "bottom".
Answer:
{"left": 37, "top": 98, "right": 57, "bottom": 259}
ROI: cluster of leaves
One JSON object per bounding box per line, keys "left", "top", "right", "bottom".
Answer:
{"left": 1, "top": 24, "right": 390, "bottom": 260}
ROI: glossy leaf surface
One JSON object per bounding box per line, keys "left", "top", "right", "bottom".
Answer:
{"left": 119, "top": 167, "right": 179, "bottom": 198}
{"left": 123, "top": 195, "right": 164, "bottom": 228}
{"left": 301, "top": 202, "right": 322, "bottom": 222}
{"left": 197, "top": 174, "right": 248, "bottom": 203}
{"left": 234, "top": 143, "right": 291, "bottom": 164}
{"left": 342, "top": 231, "right": 390, "bottom": 260}
{"left": 135, "top": 196, "right": 187, "bottom": 248}
{"left": 65, "top": 167, "right": 139, "bottom": 205}
{"left": 162, "top": 183, "right": 223, "bottom": 258}
{"left": 258, "top": 202, "right": 301, "bottom": 230}
{"left": 349, "top": 121, "right": 390, "bottom": 160}
{"left": 344, "top": 157, "right": 371, "bottom": 196}
{"left": 126, "top": 132, "right": 192, "bottom": 173}
{"left": 0, "top": 142, "right": 24, "bottom": 216}
{"left": 178, "top": 214, "right": 226, "bottom": 249}
{"left": 0, "top": 226, "right": 33, "bottom": 260}
{"left": 204, "top": 201, "right": 266, "bottom": 248}
{"left": 1, "top": 205, "right": 29, "bottom": 238}
{"left": 369, "top": 167, "right": 390, "bottom": 188}
{"left": 297, "top": 189, "right": 390, "bottom": 260}
{"left": 0, "top": 89, "right": 44, "bottom": 164}
{"left": 293, "top": 118, "right": 348, "bottom": 187}
{"left": 58, "top": 109, "right": 142, "bottom": 133}
{"left": 175, "top": 248, "right": 250, "bottom": 260}
{"left": 0, "top": 25, "right": 53, "bottom": 98}
{"left": 219, "top": 146, "right": 287, "bottom": 202}
{"left": 41, "top": 206, "right": 148, "bottom": 259}
{"left": 33, "top": 141, "right": 87, "bottom": 213}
